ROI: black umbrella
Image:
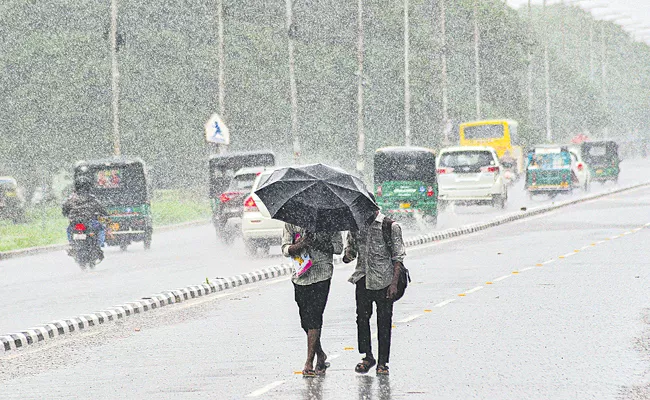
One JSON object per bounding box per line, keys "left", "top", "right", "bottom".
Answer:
{"left": 254, "top": 163, "right": 378, "bottom": 232}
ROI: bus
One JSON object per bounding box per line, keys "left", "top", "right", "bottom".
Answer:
{"left": 459, "top": 119, "right": 524, "bottom": 175}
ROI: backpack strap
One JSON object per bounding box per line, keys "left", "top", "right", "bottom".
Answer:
{"left": 381, "top": 217, "right": 394, "bottom": 256}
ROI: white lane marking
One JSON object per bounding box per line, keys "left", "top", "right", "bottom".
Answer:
{"left": 596, "top": 240, "right": 606, "bottom": 244}
{"left": 609, "top": 236, "right": 620, "bottom": 240}
{"left": 465, "top": 286, "right": 483, "bottom": 294}
{"left": 247, "top": 380, "right": 285, "bottom": 397}
{"left": 580, "top": 245, "right": 591, "bottom": 250}
{"left": 328, "top": 354, "right": 341, "bottom": 361}
{"left": 520, "top": 267, "right": 534, "bottom": 272}
{"left": 435, "top": 299, "right": 456, "bottom": 308}
{"left": 493, "top": 275, "right": 510, "bottom": 282}
{"left": 397, "top": 314, "right": 422, "bottom": 323}
{"left": 561, "top": 252, "right": 576, "bottom": 258}
{"left": 542, "top": 259, "right": 556, "bottom": 265}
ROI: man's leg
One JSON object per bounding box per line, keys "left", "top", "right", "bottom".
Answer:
{"left": 356, "top": 278, "right": 375, "bottom": 370}
{"left": 305, "top": 328, "right": 321, "bottom": 371}
{"left": 376, "top": 291, "right": 394, "bottom": 367}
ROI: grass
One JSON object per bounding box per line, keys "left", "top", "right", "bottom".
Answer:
{"left": 0, "top": 189, "right": 211, "bottom": 252}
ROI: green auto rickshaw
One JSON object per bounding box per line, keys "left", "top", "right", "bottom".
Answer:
{"left": 525, "top": 146, "right": 574, "bottom": 198}
{"left": 74, "top": 157, "right": 152, "bottom": 250}
{"left": 581, "top": 141, "right": 620, "bottom": 184}
{"left": 373, "top": 147, "right": 438, "bottom": 225}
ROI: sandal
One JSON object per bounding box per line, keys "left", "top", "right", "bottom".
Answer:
{"left": 315, "top": 361, "right": 330, "bottom": 375}
{"left": 354, "top": 357, "right": 376, "bottom": 374}
{"left": 376, "top": 364, "right": 389, "bottom": 375}
{"left": 302, "top": 368, "right": 316, "bottom": 377}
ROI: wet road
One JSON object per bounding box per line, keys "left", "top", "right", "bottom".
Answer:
{"left": 1, "top": 170, "right": 650, "bottom": 399}
{"left": 0, "top": 160, "right": 648, "bottom": 334}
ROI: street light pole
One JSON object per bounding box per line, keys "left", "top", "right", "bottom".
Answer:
{"left": 404, "top": 0, "right": 411, "bottom": 146}
{"left": 600, "top": 21, "right": 608, "bottom": 137}
{"left": 543, "top": 0, "right": 552, "bottom": 142}
{"left": 356, "top": 0, "right": 365, "bottom": 175}
{"left": 527, "top": 0, "right": 534, "bottom": 128}
{"left": 473, "top": 0, "right": 481, "bottom": 120}
{"left": 217, "top": 0, "right": 225, "bottom": 120}
{"left": 216, "top": 0, "right": 226, "bottom": 154}
{"left": 439, "top": 0, "right": 450, "bottom": 145}
{"left": 285, "top": 0, "right": 300, "bottom": 164}
{"left": 110, "top": 0, "right": 121, "bottom": 156}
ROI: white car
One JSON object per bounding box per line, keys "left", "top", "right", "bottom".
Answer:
{"left": 436, "top": 146, "right": 508, "bottom": 208}
{"left": 568, "top": 146, "right": 592, "bottom": 192}
{"left": 241, "top": 167, "right": 285, "bottom": 256}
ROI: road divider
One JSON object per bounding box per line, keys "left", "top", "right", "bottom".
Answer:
{"left": 2, "top": 181, "right": 649, "bottom": 355}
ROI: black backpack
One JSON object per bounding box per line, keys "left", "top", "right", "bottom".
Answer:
{"left": 381, "top": 217, "right": 411, "bottom": 301}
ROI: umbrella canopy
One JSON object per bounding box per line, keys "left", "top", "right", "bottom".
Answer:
{"left": 255, "top": 163, "right": 378, "bottom": 232}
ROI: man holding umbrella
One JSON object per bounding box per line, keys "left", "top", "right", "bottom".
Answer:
{"left": 255, "top": 163, "right": 380, "bottom": 376}
{"left": 282, "top": 225, "right": 342, "bottom": 376}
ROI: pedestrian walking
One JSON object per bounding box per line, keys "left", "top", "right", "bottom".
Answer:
{"left": 343, "top": 205, "right": 406, "bottom": 375}
{"left": 282, "top": 223, "right": 343, "bottom": 377}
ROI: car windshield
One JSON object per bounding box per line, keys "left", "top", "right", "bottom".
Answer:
{"left": 254, "top": 172, "right": 274, "bottom": 190}
{"left": 439, "top": 151, "right": 495, "bottom": 168}
{"left": 227, "top": 173, "right": 258, "bottom": 192}
{"left": 80, "top": 165, "right": 148, "bottom": 205}
{"left": 374, "top": 152, "right": 437, "bottom": 183}
{"left": 528, "top": 152, "right": 571, "bottom": 169}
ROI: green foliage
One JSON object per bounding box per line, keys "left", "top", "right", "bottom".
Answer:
{"left": 0, "top": 0, "right": 648, "bottom": 191}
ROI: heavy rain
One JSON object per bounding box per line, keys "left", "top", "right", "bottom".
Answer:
{"left": 1, "top": 0, "right": 650, "bottom": 398}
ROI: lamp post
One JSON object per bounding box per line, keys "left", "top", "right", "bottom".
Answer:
{"left": 439, "top": 0, "right": 450, "bottom": 145}
{"left": 404, "top": 0, "right": 411, "bottom": 146}
{"left": 356, "top": 0, "right": 365, "bottom": 175}
{"left": 110, "top": 0, "right": 120, "bottom": 156}
{"left": 543, "top": 0, "right": 552, "bottom": 142}
{"left": 473, "top": 0, "right": 481, "bottom": 120}
{"left": 285, "top": 0, "right": 300, "bottom": 164}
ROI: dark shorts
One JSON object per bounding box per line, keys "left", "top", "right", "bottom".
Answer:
{"left": 293, "top": 279, "right": 331, "bottom": 332}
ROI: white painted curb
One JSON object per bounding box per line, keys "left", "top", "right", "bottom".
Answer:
{"left": 2, "top": 182, "right": 647, "bottom": 354}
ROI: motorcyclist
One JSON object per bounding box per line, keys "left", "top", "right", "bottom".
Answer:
{"left": 62, "top": 176, "right": 108, "bottom": 261}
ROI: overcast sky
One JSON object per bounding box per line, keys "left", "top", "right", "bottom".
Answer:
{"left": 506, "top": 0, "right": 650, "bottom": 42}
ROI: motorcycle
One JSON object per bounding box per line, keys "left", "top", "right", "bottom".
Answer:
{"left": 68, "top": 221, "right": 103, "bottom": 269}
{"left": 501, "top": 160, "right": 519, "bottom": 187}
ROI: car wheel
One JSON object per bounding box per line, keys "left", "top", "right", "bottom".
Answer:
{"left": 244, "top": 239, "right": 257, "bottom": 256}
{"left": 423, "top": 214, "right": 437, "bottom": 228}
{"left": 120, "top": 243, "right": 128, "bottom": 251}
{"left": 144, "top": 230, "right": 152, "bottom": 250}
{"left": 492, "top": 194, "right": 506, "bottom": 209}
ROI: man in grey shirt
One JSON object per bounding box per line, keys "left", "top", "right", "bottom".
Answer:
{"left": 282, "top": 223, "right": 343, "bottom": 377}
{"left": 344, "top": 210, "right": 406, "bottom": 375}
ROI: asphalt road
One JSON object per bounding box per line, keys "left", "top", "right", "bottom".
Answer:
{"left": 1, "top": 167, "right": 650, "bottom": 399}
{"left": 0, "top": 160, "right": 647, "bottom": 335}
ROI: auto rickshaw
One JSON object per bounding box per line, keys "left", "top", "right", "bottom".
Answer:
{"left": 0, "top": 177, "right": 26, "bottom": 224}
{"left": 208, "top": 151, "right": 276, "bottom": 244}
{"left": 581, "top": 141, "right": 620, "bottom": 184}
{"left": 525, "top": 146, "right": 574, "bottom": 198}
{"left": 374, "top": 147, "right": 438, "bottom": 225}
{"left": 74, "top": 157, "right": 152, "bottom": 250}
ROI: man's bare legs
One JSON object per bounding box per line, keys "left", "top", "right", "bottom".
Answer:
{"left": 305, "top": 328, "right": 327, "bottom": 372}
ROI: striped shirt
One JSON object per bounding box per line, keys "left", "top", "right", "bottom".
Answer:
{"left": 281, "top": 223, "right": 343, "bottom": 286}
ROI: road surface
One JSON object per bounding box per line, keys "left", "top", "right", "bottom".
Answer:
{"left": 1, "top": 167, "right": 649, "bottom": 399}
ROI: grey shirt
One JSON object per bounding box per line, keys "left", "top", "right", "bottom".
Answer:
{"left": 346, "top": 213, "right": 406, "bottom": 290}
{"left": 281, "top": 223, "right": 343, "bottom": 286}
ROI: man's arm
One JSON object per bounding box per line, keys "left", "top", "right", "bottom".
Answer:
{"left": 386, "top": 223, "right": 406, "bottom": 299}
{"left": 343, "top": 231, "right": 358, "bottom": 263}
{"left": 281, "top": 224, "right": 310, "bottom": 257}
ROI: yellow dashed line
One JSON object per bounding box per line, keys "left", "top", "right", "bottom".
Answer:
{"left": 485, "top": 281, "right": 493, "bottom": 285}
{"left": 344, "top": 347, "right": 354, "bottom": 351}
{"left": 536, "top": 263, "right": 543, "bottom": 267}
{"left": 424, "top": 309, "right": 432, "bottom": 313}
{"left": 458, "top": 293, "right": 466, "bottom": 297}
{"left": 512, "top": 271, "right": 519, "bottom": 274}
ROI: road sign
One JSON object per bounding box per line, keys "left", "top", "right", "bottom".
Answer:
{"left": 204, "top": 113, "right": 230, "bottom": 145}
